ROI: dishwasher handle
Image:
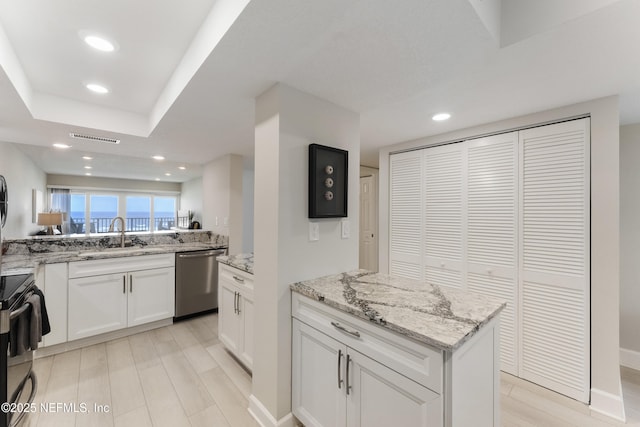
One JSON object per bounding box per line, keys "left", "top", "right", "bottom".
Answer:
{"left": 177, "top": 250, "right": 226, "bottom": 259}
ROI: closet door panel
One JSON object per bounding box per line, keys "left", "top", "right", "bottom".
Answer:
{"left": 519, "top": 118, "right": 590, "bottom": 403}
{"left": 466, "top": 132, "right": 518, "bottom": 375}
{"left": 389, "top": 151, "right": 423, "bottom": 280}
{"left": 423, "top": 144, "right": 465, "bottom": 289}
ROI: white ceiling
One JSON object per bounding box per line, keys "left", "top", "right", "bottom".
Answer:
{"left": 0, "top": 0, "right": 638, "bottom": 182}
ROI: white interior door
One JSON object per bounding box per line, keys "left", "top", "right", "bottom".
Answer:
{"left": 518, "top": 118, "right": 590, "bottom": 402}
{"left": 423, "top": 143, "right": 466, "bottom": 289}
{"left": 466, "top": 132, "right": 519, "bottom": 375}
{"left": 359, "top": 175, "right": 378, "bottom": 272}
{"left": 389, "top": 151, "right": 423, "bottom": 280}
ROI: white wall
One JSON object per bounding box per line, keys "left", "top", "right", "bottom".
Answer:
{"left": 251, "top": 83, "right": 359, "bottom": 424}
{"left": 379, "top": 96, "right": 623, "bottom": 420}
{"left": 202, "top": 154, "right": 244, "bottom": 252}
{"left": 180, "top": 176, "right": 203, "bottom": 222}
{"left": 620, "top": 123, "right": 640, "bottom": 360}
{"left": 242, "top": 158, "right": 254, "bottom": 252}
{"left": 0, "top": 141, "right": 46, "bottom": 238}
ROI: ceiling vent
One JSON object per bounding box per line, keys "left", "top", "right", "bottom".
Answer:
{"left": 69, "top": 132, "right": 120, "bottom": 144}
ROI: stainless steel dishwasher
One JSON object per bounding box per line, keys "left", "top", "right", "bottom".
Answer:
{"left": 175, "top": 248, "right": 226, "bottom": 318}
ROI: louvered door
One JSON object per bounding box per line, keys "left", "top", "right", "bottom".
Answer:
{"left": 389, "top": 151, "right": 423, "bottom": 280}
{"left": 518, "top": 119, "right": 590, "bottom": 402}
{"left": 423, "top": 143, "right": 466, "bottom": 289}
{"left": 466, "top": 132, "right": 518, "bottom": 375}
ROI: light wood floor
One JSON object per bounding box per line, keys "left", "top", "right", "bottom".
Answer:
{"left": 18, "top": 313, "right": 640, "bottom": 426}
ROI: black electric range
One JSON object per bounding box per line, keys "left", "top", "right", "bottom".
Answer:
{"left": 0, "top": 273, "right": 35, "bottom": 311}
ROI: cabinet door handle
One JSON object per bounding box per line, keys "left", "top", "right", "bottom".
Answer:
{"left": 233, "top": 275, "right": 245, "bottom": 284}
{"left": 337, "top": 349, "right": 344, "bottom": 389}
{"left": 346, "top": 354, "right": 352, "bottom": 395}
{"left": 236, "top": 292, "right": 241, "bottom": 315}
{"left": 122, "top": 275, "right": 126, "bottom": 294}
{"left": 233, "top": 291, "right": 237, "bottom": 314}
{"left": 330, "top": 321, "right": 361, "bottom": 338}
{"left": 129, "top": 274, "right": 133, "bottom": 293}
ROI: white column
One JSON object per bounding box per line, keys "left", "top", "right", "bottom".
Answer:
{"left": 250, "top": 83, "right": 360, "bottom": 426}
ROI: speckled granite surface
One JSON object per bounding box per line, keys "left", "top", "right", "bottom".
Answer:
{"left": 1, "top": 231, "right": 228, "bottom": 275}
{"left": 291, "top": 269, "right": 505, "bottom": 352}
{"left": 217, "top": 253, "right": 253, "bottom": 274}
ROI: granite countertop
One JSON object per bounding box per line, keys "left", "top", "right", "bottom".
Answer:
{"left": 291, "top": 269, "right": 505, "bottom": 352}
{"left": 1, "top": 243, "right": 227, "bottom": 275}
{"left": 217, "top": 253, "right": 253, "bottom": 275}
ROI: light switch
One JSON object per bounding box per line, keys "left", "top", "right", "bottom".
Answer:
{"left": 309, "top": 222, "right": 319, "bottom": 241}
{"left": 341, "top": 219, "right": 350, "bottom": 239}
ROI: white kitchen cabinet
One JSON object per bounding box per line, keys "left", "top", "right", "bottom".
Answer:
{"left": 68, "top": 254, "right": 175, "bottom": 341}
{"left": 37, "top": 263, "right": 69, "bottom": 347}
{"left": 292, "top": 319, "right": 441, "bottom": 427}
{"left": 128, "top": 268, "right": 175, "bottom": 326}
{"left": 68, "top": 273, "right": 128, "bottom": 340}
{"left": 292, "top": 292, "right": 499, "bottom": 427}
{"left": 218, "top": 263, "right": 254, "bottom": 371}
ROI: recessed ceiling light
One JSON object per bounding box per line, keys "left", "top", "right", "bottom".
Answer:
{"left": 82, "top": 156, "right": 93, "bottom": 160}
{"left": 165, "top": 173, "right": 171, "bottom": 176}
{"left": 432, "top": 112, "right": 451, "bottom": 121}
{"left": 84, "top": 35, "right": 115, "bottom": 52}
{"left": 86, "top": 83, "right": 109, "bottom": 94}
{"left": 84, "top": 166, "right": 92, "bottom": 169}
{"left": 178, "top": 166, "right": 186, "bottom": 170}
{"left": 85, "top": 173, "right": 92, "bottom": 176}
{"left": 155, "top": 178, "right": 161, "bottom": 181}
{"left": 152, "top": 155, "right": 165, "bottom": 161}
{"left": 53, "top": 143, "right": 71, "bottom": 149}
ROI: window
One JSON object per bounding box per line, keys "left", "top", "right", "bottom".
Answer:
{"left": 48, "top": 188, "right": 178, "bottom": 235}
{"left": 154, "top": 197, "right": 176, "bottom": 231}
{"left": 126, "top": 196, "right": 151, "bottom": 232}
{"left": 90, "top": 195, "right": 118, "bottom": 233}
{"left": 70, "top": 194, "right": 86, "bottom": 234}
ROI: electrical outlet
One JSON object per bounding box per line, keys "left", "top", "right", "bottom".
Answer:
{"left": 309, "top": 222, "right": 319, "bottom": 241}
{"left": 223, "top": 217, "right": 228, "bottom": 226}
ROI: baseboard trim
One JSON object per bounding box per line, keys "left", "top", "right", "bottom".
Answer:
{"left": 248, "top": 394, "right": 295, "bottom": 427}
{"left": 621, "top": 347, "right": 640, "bottom": 371}
{"left": 589, "top": 388, "right": 626, "bottom": 422}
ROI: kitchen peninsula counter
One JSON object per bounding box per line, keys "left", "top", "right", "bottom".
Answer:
{"left": 291, "top": 269, "right": 505, "bottom": 426}
{"left": 216, "top": 252, "right": 253, "bottom": 274}
{"left": 291, "top": 269, "right": 504, "bottom": 351}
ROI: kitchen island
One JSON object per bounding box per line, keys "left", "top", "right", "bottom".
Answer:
{"left": 291, "top": 269, "right": 505, "bottom": 427}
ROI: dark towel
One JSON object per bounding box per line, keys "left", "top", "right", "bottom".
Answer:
{"left": 27, "top": 293, "right": 42, "bottom": 350}
{"left": 9, "top": 304, "right": 31, "bottom": 357}
{"left": 33, "top": 287, "right": 51, "bottom": 335}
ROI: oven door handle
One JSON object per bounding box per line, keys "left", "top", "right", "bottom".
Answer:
{"left": 9, "top": 300, "right": 31, "bottom": 320}
{"left": 8, "top": 369, "right": 37, "bottom": 426}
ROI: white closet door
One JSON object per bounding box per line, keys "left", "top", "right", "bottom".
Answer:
{"left": 389, "top": 151, "right": 423, "bottom": 280}
{"left": 423, "top": 143, "right": 466, "bottom": 289}
{"left": 518, "top": 118, "right": 590, "bottom": 402}
{"left": 466, "top": 132, "right": 518, "bottom": 375}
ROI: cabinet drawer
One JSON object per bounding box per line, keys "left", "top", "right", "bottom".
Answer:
{"left": 292, "top": 292, "right": 443, "bottom": 394}
{"left": 69, "top": 253, "right": 174, "bottom": 278}
{"left": 219, "top": 264, "right": 254, "bottom": 297}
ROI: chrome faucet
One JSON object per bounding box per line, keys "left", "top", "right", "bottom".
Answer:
{"left": 108, "top": 216, "right": 127, "bottom": 248}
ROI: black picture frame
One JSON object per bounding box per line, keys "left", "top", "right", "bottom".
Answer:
{"left": 309, "top": 143, "right": 348, "bottom": 218}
